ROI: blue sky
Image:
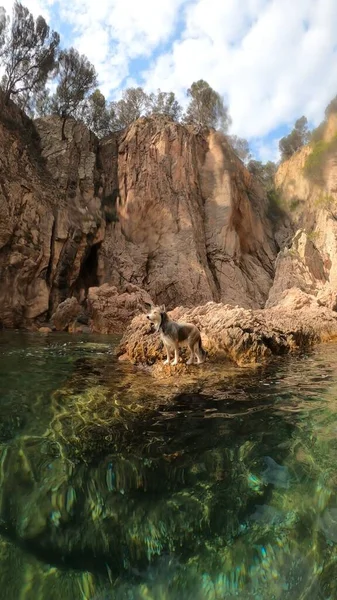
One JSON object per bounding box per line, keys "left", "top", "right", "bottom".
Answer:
{"left": 3, "top": 0, "right": 337, "bottom": 161}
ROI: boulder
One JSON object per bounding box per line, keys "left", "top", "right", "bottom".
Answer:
{"left": 117, "top": 295, "right": 337, "bottom": 371}
{"left": 51, "top": 297, "right": 82, "bottom": 331}
{"left": 87, "top": 283, "right": 153, "bottom": 334}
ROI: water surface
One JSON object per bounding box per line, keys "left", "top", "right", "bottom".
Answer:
{"left": 1, "top": 332, "right": 337, "bottom": 599}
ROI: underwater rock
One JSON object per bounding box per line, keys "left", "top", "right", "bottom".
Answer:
{"left": 318, "top": 507, "right": 337, "bottom": 543}
{"left": 51, "top": 297, "right": 82, "bottom": 331}
{"left": 0, "top": 534, "right": 98, "bottom": 600}
{"left": 0, "top": 435, "right": 265, "bottom": 578}
{"left": 261, "top": 457, "right": 291, "bottom": 489}
{"left": 249, "top": 504, "right": 285, "bottom": 525}
{"left": 38, "top": 326, "right": 53, "bottom": 334}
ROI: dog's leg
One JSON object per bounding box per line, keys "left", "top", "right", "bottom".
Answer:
{"left": 186, "top": 342, "right": 195, "bottom": 365}
{"left": 195, "top": 341, "right": 205, "bottom": 364}
{"left": 171, "top": 343, "right": 179, "bottom": 366}
{"left": 163, "top": 344, "right": 171, "bottom": 365}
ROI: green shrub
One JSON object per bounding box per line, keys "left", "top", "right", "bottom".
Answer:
{"left": 303, "top": 135, "right": 337, "bottom": 184}
{"left": 289, "top": 196, "right": 300, "bottom": 212}
{"left": 315, "top": 193, "right": 337, "bottom": 220}
{"left": 267, "top": 187, "right": 285, "bottom": 220}
{"left": 310, "top": 122, "right": 326, "bottom": 143}
{"left": 325, "top": 95, "right": 337, "bottom": 118}
{"left": 306, "top": 230, "right": 319, "bottom": 242}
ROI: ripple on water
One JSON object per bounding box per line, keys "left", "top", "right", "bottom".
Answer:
{"left": 0, "top": 335, "right": 337, "bottom": 598}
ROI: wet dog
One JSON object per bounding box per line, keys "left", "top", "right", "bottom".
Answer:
{"left": 145, "top": 304, "right": 206, "bottom": 366}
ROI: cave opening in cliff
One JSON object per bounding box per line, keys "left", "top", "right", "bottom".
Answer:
{"left": 74, "top": 242, "right": 100, "bottom": 300}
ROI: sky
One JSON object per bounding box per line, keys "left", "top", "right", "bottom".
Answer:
{"left": 2, "top": 0, "right": 337, "bottom": 161}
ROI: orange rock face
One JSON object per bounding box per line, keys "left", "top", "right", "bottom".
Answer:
{"left": 0, "top": 105, "right": 279, "bottom": 329}
{"left": 0, "top": 105, "right": 104, "bottom": 329}
{"left": 87, "top": 283, "right": 153, "bottom": 334}
{"left": 99, "top": 118, "right": 277, "bottom": 309}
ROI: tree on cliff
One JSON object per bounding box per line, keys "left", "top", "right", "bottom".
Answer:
{"left": 325, "top": 95, "right": 337, "bottom": 118}
{"left": 50, "top": 47, "right": 97, "bottom": 140}
{"left": 0, "top": 8, "right": 8, "bottom": 56}
{"left": 184, "top": 80, "right": 231, "bottom": 132}
{"left": 82, "top": 89, "right": 115, "bottom": 138}
{"left": 247, "top": 160, "right": 277, "bottom": 191}
{"left": 110, "top": 87, "right": 148, "bottom": 130}
{"left": 146, "top": 89, "right": 182, "bottom": 121}
{"left": 34, "top": 88, "right": 52, "bottom": 116}
{"left": 279, "top": 116, "right": 310, "bottom": 161}
{"left": 228, "top": 135, "right": 251, "bottom": 162}
{"left": 0, "top": 1, "right": 59, "bottom": 108}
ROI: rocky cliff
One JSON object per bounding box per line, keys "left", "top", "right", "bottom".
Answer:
{"left": 99, "top": 119, "right": 277, "bottom": 309}
{"left": 116, "top": 112, "right": 337, "bottom": 374}
{"left": 266, "top": 112, "right": 337, "bottom": 310}
{"left": 0, "top": 101, "right": 279, "bottom": 328}
{"left": 0, "top": 104, "right": 105, "bottom": 328}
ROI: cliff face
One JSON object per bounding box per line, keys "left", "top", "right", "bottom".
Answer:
{"left": 0, "top": 104, "right": 279, "bottom": 328}
{"left": 267, "top": 113, "right": 337, "bottom": 309}
{"left": 0, "top": 105, "right": 104, "bottom": 328}
{"left": 99, "top": 118, "right": 277, "bottom": 309}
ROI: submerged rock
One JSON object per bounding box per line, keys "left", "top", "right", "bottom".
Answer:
{"left": 318, "top": 507, "right": 337, "bottom": 543}
{"left": 38, "top": 326, "right": 53, "bottom": 334}
{"left": 51, "top": 297, "right": 82, "bottom": 331}
{"left": 261, "top": 457, "right": 291, "bottom": 489}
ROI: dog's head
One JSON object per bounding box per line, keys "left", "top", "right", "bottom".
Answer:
{"left": 144, "top": 303, "right": 166, "bottom": 331}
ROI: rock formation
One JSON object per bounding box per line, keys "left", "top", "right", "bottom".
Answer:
{"left": 87, "top": 283, "right": 153, "bottom": 334}
{"left": 99, "top": 119, "right": 277, "bottom": 309}
{"left": 0, "top": 98, "right": 279, "bottom": 330}
{"left": 107, "top": 111, "right": 337, "bottom": 373}
{"left": 117, "top": 288, "right": 337, "bottom": 372}
{"left": 2, "top": 93, "right": 337, "bottom": 373}
{"left": 266, "top": 230, "right": 327, "bottom": 308}
{"left": 50, "top": 297, "right": 83, "bottom": 331}
{"left": 266, "top": 112, "right": 337, "bottom": 308}
{"left": 0, "top": 103, "right": 104, "bottom": 329}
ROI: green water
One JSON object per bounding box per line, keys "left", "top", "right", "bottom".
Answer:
{"left": 1, "top": 332, "right": 337, "bottom": 599}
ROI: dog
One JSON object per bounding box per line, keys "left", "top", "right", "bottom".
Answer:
{"left": 145, "top": 304, "right": 206, "bottom": 366}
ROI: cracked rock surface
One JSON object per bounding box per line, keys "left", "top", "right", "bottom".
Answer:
{"left": 0, "top": 102, "right": 279, "bottom": 329}
{"left": 117, "top": 288, "right": 337, "bottom": 373}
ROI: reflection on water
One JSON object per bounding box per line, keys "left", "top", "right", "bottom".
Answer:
{"left": 1, "top": 332, "right": 337, "bottom": 598}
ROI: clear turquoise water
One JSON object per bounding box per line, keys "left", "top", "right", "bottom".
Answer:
{"left": 1, "top": 332, "right": 337, "bottom": 598}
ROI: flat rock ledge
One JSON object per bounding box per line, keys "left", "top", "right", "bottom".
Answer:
{"left": 116, "top": 288, "right": 337, "bottom": 374}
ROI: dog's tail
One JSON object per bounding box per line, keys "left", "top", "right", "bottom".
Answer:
{"left": 198, "top": 337, "right": 207, "bottom": 361}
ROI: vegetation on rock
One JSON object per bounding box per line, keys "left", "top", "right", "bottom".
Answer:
{"left": 303, "top": 135, "right": 337, "bottom": 184}
{"left": 0, "top": 1, "right": 59, "bottom": 111}
{"left": 0, "top": 3, "right": 273, "bottom": 176}
{"left": 315, "top": 193, "right": 337, "bottom": 220}
{"left": 247, "top": 159, "right": 277, "bottom": 190}
{"left": 49, "top": 47, "right": 97, "bottom": 140}
{"left": 183, "top": 79, "right": 231, "bottom": 132}
{"left": 228, "top": 134, "right": 251, "bottom": 162}
{"left": 4, "top": 1, "right": 337, "bottom": 201}
{"left": 279, "top": 116, "right": 310, "bottom": 161}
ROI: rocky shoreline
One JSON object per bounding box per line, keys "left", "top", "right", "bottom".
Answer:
{"left": 116, "top": 287, "right": 337, "bottom": 373}
{"left": 32, "top": 282, "right": 337, "bottom": 377}
{"left": 2, "top": 100, "right": 337, "bottom": 379}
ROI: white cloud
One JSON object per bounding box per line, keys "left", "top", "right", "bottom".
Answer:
{"left": 3, "top": 0, "right": 189, "bottom": 95}
{"left": 1, "top": 0, "right": 50, "bottom": 18}
{"left": 142, "top": 0, "right": 337, "bottom": 158}
{"left": 53, "top": 0, "right": 189, "bottom": 96}
{"left": 251, "top": 137, "right": 281, "bottom": 163}
{"left": 2, "top": 0, "right": 337, "bottom": 160}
